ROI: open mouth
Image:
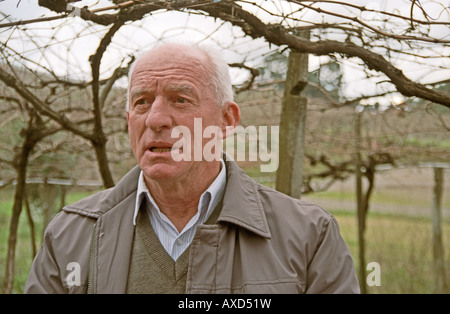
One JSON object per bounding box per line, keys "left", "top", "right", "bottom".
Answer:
{"left": 149, "top": 147, "right": 174, "bottom": 152}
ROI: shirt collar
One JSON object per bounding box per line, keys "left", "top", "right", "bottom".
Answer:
{"left": 133, "top": 158, "right": 226, "bottom": 226}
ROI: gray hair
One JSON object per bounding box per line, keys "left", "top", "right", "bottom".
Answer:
{"left": 126, "top": 42, "right": 234, "bottom": 111}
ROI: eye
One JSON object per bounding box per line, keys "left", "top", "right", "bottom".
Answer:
{"left": 136, "top": 99, "right": 148, "bottom": 105}
{"left": 133, "top": 98, "right": 151, "bottom": 109}
{"left": 176, "top": 97, "right": 187, "bottom": 104}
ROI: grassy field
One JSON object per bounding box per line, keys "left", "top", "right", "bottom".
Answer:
{"left": 303, "top": 167, "right": 450, "bottom": 293}
{"left": 0, "top": 171, "right": 449, "bottom": 293}
{"left": 0, "top": 190, "right": 95, "bottom": 294}
{"left": 332, "top": 211, "right": 450, "bottom": 293}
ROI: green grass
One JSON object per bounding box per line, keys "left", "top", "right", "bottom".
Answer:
{"left": 0, "top": 188, "right": 98, "bottom": 294}
{"left": 0, "top": 198, "right": 36, "bottom": 293}
{"left": 333, "top": 212, "right": 450, "bottom": 294}
{"left": 403, "top": 136, "right": 450, "bottom": 149}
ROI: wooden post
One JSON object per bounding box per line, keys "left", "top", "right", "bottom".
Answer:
{"left": 432, "top": 167, "right": 448, "bottom": 293}
{"left": 42, "top": 179, "right": 57, "bottom": 239}
{"left": 354, "top": 109, "right": 367, "bottom": 294}
{"left": 275, "top": 31, "right": 309, "bottom": 199}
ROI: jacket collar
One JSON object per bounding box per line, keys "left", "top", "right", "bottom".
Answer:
{"left": 64, "top": 154, "right": 271, "bottom": 239}
{"left": 218, "top": 153, "right": 271, "bottom": 239}
{"left": 63, "top": 165, "right": 140, "bottom": 218}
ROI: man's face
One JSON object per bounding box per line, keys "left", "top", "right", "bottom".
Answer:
{"left": 127, "top": 46, "right": 230, "bottom": 185}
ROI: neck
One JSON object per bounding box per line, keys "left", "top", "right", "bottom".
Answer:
{"left": 144, "top": 160, "right": 221, "bottom": 232}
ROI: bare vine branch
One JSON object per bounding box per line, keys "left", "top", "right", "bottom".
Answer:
{"left": 31, "top": 0, "right": 450, "bottom": 108}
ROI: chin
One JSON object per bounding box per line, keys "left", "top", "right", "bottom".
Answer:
{"left": 140, "top": 162, "right": 186, "bottom": 183}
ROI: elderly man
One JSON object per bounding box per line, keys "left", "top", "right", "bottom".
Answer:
{"left": 25, "top": 43, "right": 359, "bottom": 294}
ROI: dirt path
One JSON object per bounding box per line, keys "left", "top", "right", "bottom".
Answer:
{"left": 302, "top": 167, "right": 450, "bottom": 220}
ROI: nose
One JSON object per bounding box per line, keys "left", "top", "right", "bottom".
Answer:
{"left": 145, "top": 96, "right": 172, "bottom": 132}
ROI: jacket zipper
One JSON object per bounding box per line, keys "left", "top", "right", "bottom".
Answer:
{"left": 87, "top": 222, "right": 97, "bottom": 294}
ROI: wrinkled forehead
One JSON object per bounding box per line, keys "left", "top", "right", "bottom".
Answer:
{"left": 130, "top": 45, "right": 212, "bottom": 82}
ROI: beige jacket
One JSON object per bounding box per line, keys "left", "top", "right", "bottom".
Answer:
{"left": 25, "top": 156, "right": 360, "bottom": 294}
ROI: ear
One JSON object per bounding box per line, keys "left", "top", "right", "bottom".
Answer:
{"left": 220, "top": 101, "right": 240, "bottom": 139}
{"left": 126, "top": 111, "right": 131, "bottom": 133}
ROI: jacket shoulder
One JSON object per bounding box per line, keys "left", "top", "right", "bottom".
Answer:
{"left": 63, "top": 188, "right": 115, "bottom": 218}
{"left": 254, "top": 183, "right": 339, "bottom": 251}
{"left": 62, "top": 165, "right": 140, "bottom": 218}
{"left": 256, "top": 183, "right": 334, "bottom": 223}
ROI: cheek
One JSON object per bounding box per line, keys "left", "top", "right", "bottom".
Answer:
{"left": 128, "top": 130, "right": 140, "bottom": 159}
{"left": 128, "top": 117, "right": 145, "bottom": 152}
{"left": 203, "top": 110, "right": 223, "bottom": 129}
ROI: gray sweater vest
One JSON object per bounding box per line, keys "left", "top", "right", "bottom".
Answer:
{"left": 126, "top": 199, "right": 222, "bottom": 294}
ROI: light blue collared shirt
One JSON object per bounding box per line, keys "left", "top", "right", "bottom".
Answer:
{"left": 132, "top": 158, "right": 226, "bottom": 261}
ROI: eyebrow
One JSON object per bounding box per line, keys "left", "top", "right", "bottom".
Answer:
{"left": 129, "top": 82, "right": 198, "bottom": 101}
{"left": 130, "top": 87, "right": 152, "bottom": 100}
{"left": 165, "top": 83, "right": 196, "bottom": 95}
